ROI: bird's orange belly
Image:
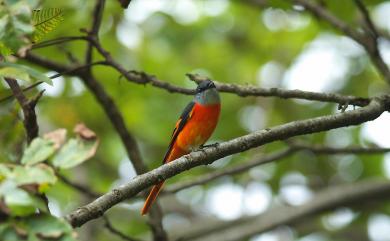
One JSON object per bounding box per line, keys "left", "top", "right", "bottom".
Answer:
{"left": 176, "top": 103, "right": 220, "bottom": 151}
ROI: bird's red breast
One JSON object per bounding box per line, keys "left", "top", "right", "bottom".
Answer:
{"left": 174, "top": 103, "right": 220, "bottom": 152}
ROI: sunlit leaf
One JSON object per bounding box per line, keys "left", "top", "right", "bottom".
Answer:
{"left": 32, "top": 8, "right": 63, "bottom": 42}
{"left": 52, "top": 138, "right": 99, "bottom": 169}
{"left": 0, "top": 67, "right": 30, "bottom": 82}
{"left": 0, "top": 62, "right": 52, "bottom": 85}
{"left": 11, "top": 164, "right": 57, "bottom": 186}
{"left": 21, "top": 138, "right": 56, "bottom": 165}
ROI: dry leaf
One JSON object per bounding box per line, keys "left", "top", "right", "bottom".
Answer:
{"left": 73, "top": 123, "right": 97, "bottom": 140}
{"left": 44, "top": 129, "right": 67, "bottom": 150}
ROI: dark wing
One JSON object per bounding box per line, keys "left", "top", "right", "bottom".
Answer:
{"left": 162, "top": 101, "right": 195, "bottom": 164}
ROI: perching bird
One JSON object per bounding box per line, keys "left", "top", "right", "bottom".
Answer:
{"left": 141, "top": 80, "right": 221, "bottom": 215}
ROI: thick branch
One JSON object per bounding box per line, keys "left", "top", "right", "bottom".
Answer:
{"left": 181, "top": 179, "right": 390, "bottom": 241}
{"left": 65, "top": 96, "right": 389, "bottom": 227}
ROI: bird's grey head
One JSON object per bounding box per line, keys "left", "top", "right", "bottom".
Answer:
{"left": 194, "top": 80, "right": 220, "bottom": 105}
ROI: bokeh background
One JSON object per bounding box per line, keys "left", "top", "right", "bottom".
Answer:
{"left": 2, "top": 0, "right": 390, "bottom": 240}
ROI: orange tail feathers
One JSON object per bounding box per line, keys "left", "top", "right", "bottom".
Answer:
{"left": 141, "top": 182, "right": 165, "bottom": 215}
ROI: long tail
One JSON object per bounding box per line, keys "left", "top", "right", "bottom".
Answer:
{"left": 141, "top": 181, "right": 165, "bottom": 215}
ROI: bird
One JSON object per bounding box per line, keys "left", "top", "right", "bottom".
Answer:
{"left": 141, "top": 80, "right": 221, "bottom": 215}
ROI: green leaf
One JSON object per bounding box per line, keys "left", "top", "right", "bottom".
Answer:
{"left": 0, "top": 67, "right": 30, "bottom": 82}
{"left": 11, "top": 164, "right": 57, "bottom": 186}
{"left": 0, "top": 181, "right": 46, "bottom": 216}
{"left": 26, "top": 214, "right": 76, "bottom": 241}
{"left": 0, "top": 62, "right": 52, "bottom": 85}
{"left": 32, "top": 8, "right": 63, "bottom": 43}
{"left": 52, "top": 138, "right": 98, "bottom": 169}
{"left": 0, "top": 214, "right": 77, "bottom": 241}
{"left": 0, "top": 0, "right": 34, "bottom": 55}
{"left": 21, "top": 138, "right": 56, "bottom": 165}
{"left": 0, "top": 41, "right": 13, "bottom": 55}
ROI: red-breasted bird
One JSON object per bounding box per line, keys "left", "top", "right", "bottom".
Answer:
{"left": 141, "top": 80, "right": 221, "bottom": 215}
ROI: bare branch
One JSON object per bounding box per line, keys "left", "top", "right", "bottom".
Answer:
{"left": 165, "top": 143, "right": 390, "bottom": 195}
{"left": 31, "top": 36, "right": 87, "bottom": 50}
{"left": 187, "top": 74, "right": 370, "bottom": 107}
{"left": 4, "top": 78, "right": 39, "bottom": 143}
{"left": 290, "top": 142, "right": 390, "bottom": 155}
{"left": 291, "top": 0, "right": 390, "bottom": 85}
{"left": 354, "top": 0, "right": 379, "bottom": 39}
{"left": 164, "top": 148, "right": 294, "bottom": 194}
{"left": 89, "top": 38, "right": 370, "bottom": 106}
{"left": 85, "top": 0, "right": 106, "bottom": 64}
{"left": 65, "top": 96, "right": 389, "bottom": 227}
{"left": 180, "top": 179, "right": 390, "bottom": 241}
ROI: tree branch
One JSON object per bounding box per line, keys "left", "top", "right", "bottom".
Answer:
{"left": 292, "top": 0, "right": 390, "bottom": 84}
{"left": 89, "top": 38, "right": 370, "bottom": 106}
{"left": 65, "top": 96, "right": 389, "bottom": 227}
{"left": 24, "top": 44, "right": 371, "bottom": 107}
{"left": 290, "top": 142, "right": 390, "bottom": 155}
{"left": 31, "top": 36, "right": 87, "bottom": 50}
{"left": 164, "top": 148, "right": 294, "bottom": 194}
{"left": 179, "top": 179, "right": 390, "bottom": 241}
{"left": 354, "top": 0, "right": 379, "bottom": 39}
{"left": 187, "top": 73, "right": 370, "bottom": 107}
{"left": 26, "top": 46, "right": 168, "bottom": 241}
{"left": 164, "top": 143, "right": 390, "bottom": 195}
{"left": 4, "top": 78, "right": 40, "bottom": 143}
{"left": 85, "top": 0, "right": 105, "bottom": 64}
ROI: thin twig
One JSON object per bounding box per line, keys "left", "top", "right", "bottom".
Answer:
{"left": 164, "top": 148, "right": 294, "bottom": 194}
{"left": 32, "top": 36, "right": 87, "bottom": 50}
{"left": 89, "top": 38, "right": 370, "bottom": 106}
{"left": 354, "top": 0, "right": 379, "bottom": 39}
{"left": 165, "top": 144, "right": 390, "bottom": 195}
{"left": 85, "top": 0, "right": 105, "bottom": 64}
{"left": 4, "top": 78, "right": 39, "bottom": 143}
{"left": 178, "top": 179, "right": 390, "bottom": 241}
